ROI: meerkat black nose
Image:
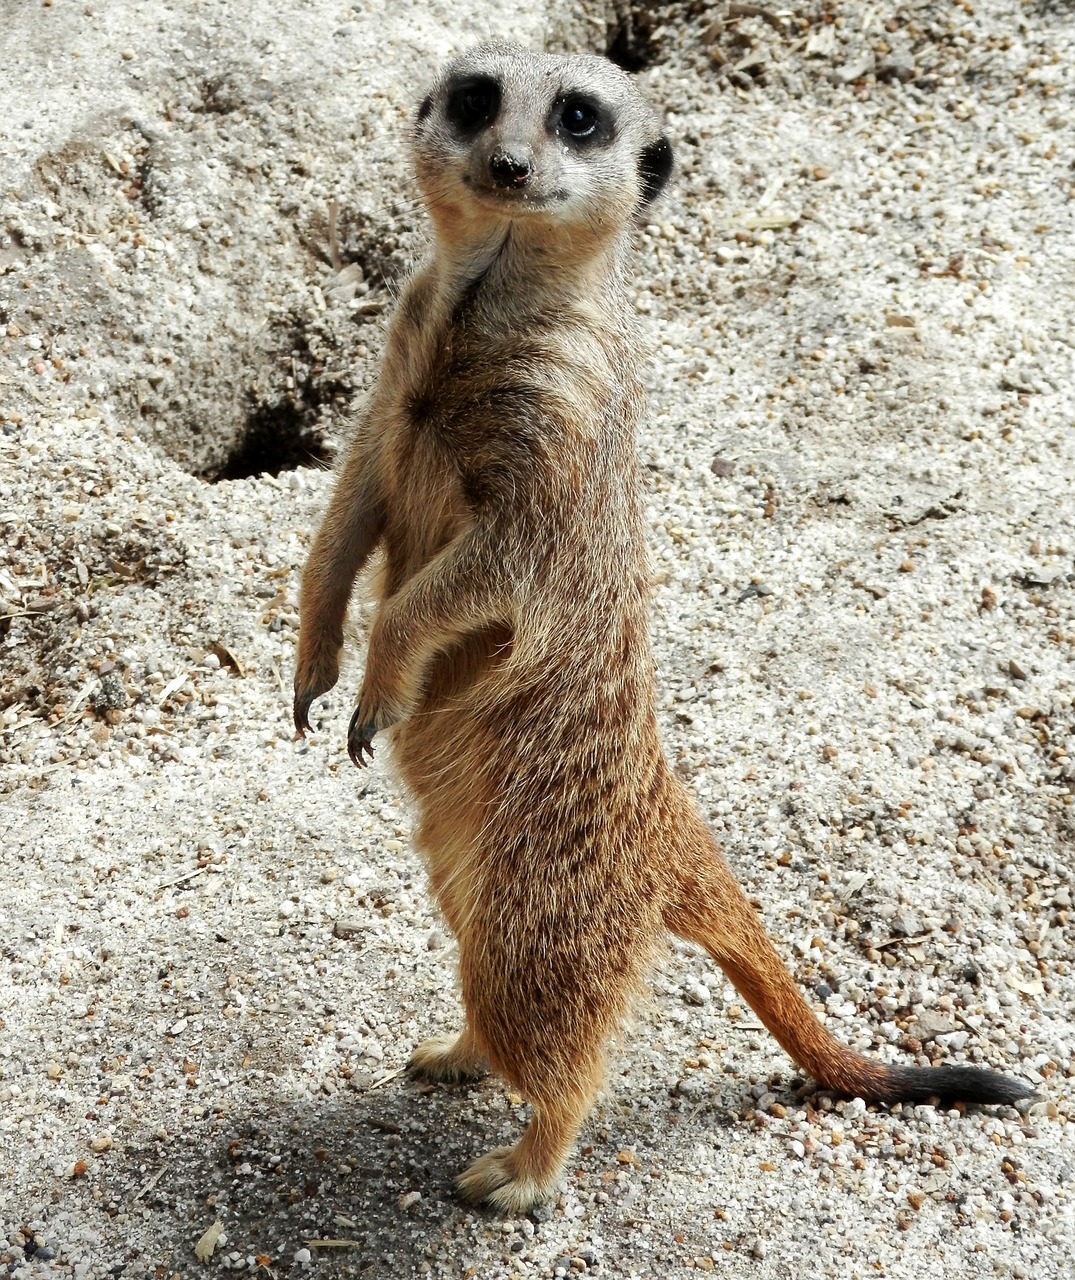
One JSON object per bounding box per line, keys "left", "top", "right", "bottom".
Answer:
{"left": 489, "top": 148, "right": 533, "bottom": 188}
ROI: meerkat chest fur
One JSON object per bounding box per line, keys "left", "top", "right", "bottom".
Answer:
{"left": 377, "top": 249, "right": 642, "bottom": 597}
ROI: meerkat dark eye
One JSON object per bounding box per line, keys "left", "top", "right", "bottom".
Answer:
{"left": 560, "top": 99, "right": 599, "bottom": 139}
{"left": 446, "top": 77, "right": 500, "bottom": 132}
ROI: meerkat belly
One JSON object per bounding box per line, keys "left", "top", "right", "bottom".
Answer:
{"left": 391, "top": 623, "right": 516, "bottom": 810}
{"left": 396, "top": 626, "right": 659, "bottom": 913}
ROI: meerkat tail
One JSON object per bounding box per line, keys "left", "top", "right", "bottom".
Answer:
{"left": 666, "top": 826, "right": 1034, "bottom": 1106}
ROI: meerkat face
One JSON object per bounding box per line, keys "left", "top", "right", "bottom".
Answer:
{"left": 413, "top": 42, "right": 673, "bottom": 237}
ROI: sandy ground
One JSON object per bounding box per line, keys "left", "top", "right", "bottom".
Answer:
{"left": 1, "top": 0, "right": 1073, "bottom": 1276}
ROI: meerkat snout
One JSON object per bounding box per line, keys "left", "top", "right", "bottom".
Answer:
{"left": 488, "top": 146, "right": 534, "bottom": 188}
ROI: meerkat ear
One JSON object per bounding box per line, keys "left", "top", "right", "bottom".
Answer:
{"left": 638, "top": 135, "right": 673, "bottom": 209}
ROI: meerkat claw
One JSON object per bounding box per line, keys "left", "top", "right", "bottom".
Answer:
{"left": 293, "top": 691, "right": 315, "bottom": 737}
{"left": 347, "top": 708, "right": 376, "bottom": 768}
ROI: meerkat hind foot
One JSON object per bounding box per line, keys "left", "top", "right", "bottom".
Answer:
{"left": 455, "top": 1146, "right": 556, "bottom": 1214}
{"left": 455, "top": 1099, "right": 581, "bottom": 1211}
{"left": 408, "top": 1032, "right": 488, "bottom": 1085}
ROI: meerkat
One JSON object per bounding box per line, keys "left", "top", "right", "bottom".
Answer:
{"left": 293, "top": 41, "right": 1033, "bottom": 1213}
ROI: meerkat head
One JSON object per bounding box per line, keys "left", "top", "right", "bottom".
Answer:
{"left": 413, "top": 42, "right": 673, "bottom": 242}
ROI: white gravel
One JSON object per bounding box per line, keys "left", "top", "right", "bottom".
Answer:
{"left": 1, "top": 1, "right": 1073, "bottom": 1277}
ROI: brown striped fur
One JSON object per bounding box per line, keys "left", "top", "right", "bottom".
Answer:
{"left": 294, "top": 43, "right": 1032, "bottom": 1213}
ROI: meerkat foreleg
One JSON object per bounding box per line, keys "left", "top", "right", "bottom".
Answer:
{"left": 347, "top": 523, "right": 521, "bottom": 765}
{"left": 294, "top": 450, "right": 385, "bottom": 735}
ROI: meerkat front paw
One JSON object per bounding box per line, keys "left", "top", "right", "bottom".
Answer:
{"left": 294, "top": 681, "right": 331, "bottom": 737}
{"left": 408, "top": 1033, "right": 488, "bottom": 1085}
{"left": 455, "top": 1147, "right": 554, "bottom": 1214}
{"left": 347, "top": 683, "right": 408, "bottom": 767}
{"left": 347, "top": 707, "right": 377, "bottom": 768}
{"left": 293, "top": 640, "right": 342, "bottom": 736}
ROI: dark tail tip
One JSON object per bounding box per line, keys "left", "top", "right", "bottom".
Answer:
{"left": 876, "top": 1064, "right": 1035, "bottom": 1107}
